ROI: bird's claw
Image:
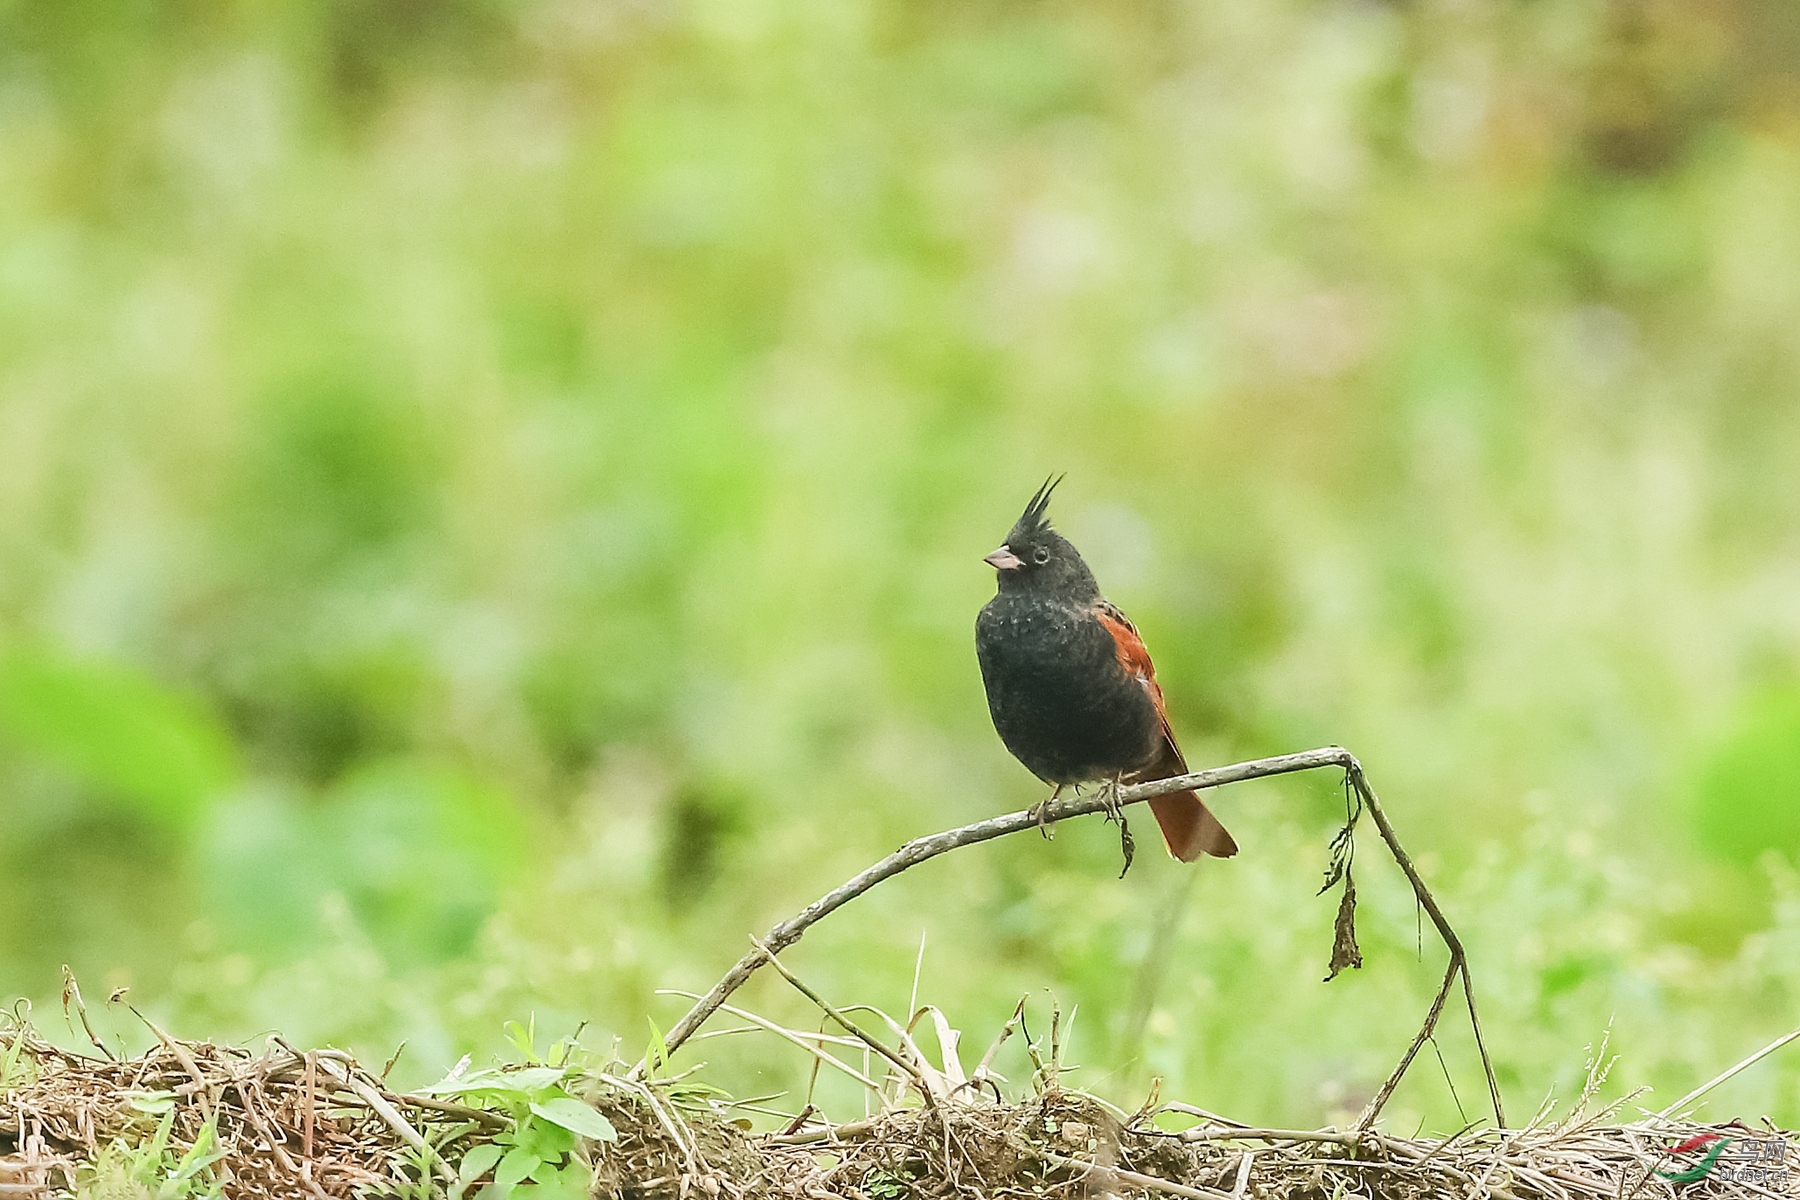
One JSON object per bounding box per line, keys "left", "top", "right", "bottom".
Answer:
{"left": 1031, "top": 784, "right": 1065, "bottom": 840}
{"left": 1099, "top": 777, "right": 1125, "bottom": 825}
{"left": 1101, "top": 776, "right": 1134, "bottom": 876}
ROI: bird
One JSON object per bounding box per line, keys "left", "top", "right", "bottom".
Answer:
{"left": 974, "top": 478, "right": 1237, "bottom": 863}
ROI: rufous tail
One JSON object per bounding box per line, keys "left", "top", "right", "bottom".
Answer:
{"left": 1147, "top": 790, "right": 1237, "bottom": 861}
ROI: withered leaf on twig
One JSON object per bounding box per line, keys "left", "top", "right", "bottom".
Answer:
{"left": 1324, "top": 868, "right": 1362, "bottom": 982}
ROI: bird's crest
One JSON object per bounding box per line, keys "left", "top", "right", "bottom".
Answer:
{"left": 1012, "top": 474, "right": 1064, "bottom": 540}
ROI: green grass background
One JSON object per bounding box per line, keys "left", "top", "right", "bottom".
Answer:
{"left": 5, "top": 0, "right": 1800, "bottom": 1134}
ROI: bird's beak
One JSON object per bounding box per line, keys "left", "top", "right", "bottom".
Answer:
{"left": 984, "top": 545, "right": 1024, "bottom": 571}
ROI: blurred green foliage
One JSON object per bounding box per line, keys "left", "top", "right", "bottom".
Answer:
{"left": 0, "top": 647, "right": 237, "bottom": 828}
{"left": 4, "top": 0, "right": 1800, "bottom": 1134}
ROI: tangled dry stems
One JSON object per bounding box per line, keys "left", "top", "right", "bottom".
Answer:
{"left": 755, "top": 1097, "right": 1796, "bottom": 1200}
{"left": 2, "top": 1013, "right": 1793, "bottom": 1200}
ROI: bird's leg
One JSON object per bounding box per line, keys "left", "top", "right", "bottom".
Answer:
{"left": 1029, "top": 783, "right": 1065, "bottom": 840}
{"left": 1104, "top": 774, "right": 1135, "bottom": 878}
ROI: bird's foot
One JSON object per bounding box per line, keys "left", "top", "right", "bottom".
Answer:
{"left": 1029, "top": 784, "right": 1065, "bottom": 841}
{"left": 1102, "top": 776, "right": 1134, "bottom": 877}
{"left": 1099, "top": 776, "right": 1125, "bottom": 825}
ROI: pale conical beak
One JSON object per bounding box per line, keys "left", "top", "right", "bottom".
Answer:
{"left": 984, "top": 545, "right": 1024, "bottom": 570}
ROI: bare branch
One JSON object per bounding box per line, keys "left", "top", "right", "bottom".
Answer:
{"left": 638, "top": 745, "right": 1506, "bottom": 1129}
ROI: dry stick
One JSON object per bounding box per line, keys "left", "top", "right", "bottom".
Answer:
{"left": 312, "top": 1058, "right": 457, "bottom": 1186}
{"left": 302, "top": 1051, "right": 316, "bottom": 1162}
{"left": 1157, "top": 1102, "right": 1249, "bottom": 1129}
{"left": 1345, "top": 763, "right": 1507, "bottom": 1129}
{"left": 661, "top": 992, "right": 885, "bottom": 1092}
{"left": 390, "top": 1092, "right": 511, "bottom": 1131}
{"left": 1030, "top": 1145, "right": 1235, "bottom": 1200}
{"left": 1182, "top": 1126, "right": 1367, "bottom": 1147}
{"left": 1654, "top": 1027, "right": 1800, "bottom": 1119}
{"left": 642, "top": 745, "right": 1504, "bottom": 1130}
{"left": 126, "top": 1006, "right": 214, "bottom": 1124}
{"left": 1229, "top": 1150, "right": 1255, "bottom": 1200}
{"left": 230, "top": 1080, "right": 333, "bottom": 1200}
{"left": 747, "top": 938, "right": 936, "bottom": 1105}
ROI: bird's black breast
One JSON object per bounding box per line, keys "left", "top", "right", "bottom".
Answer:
{"left": 975, "top": 592, "right": 1161, "bottom": 785}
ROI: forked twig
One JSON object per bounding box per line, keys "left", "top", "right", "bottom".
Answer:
{"left": 639, "top": 746, "right": 1505, "bottom": 1128}
{"left": 1344, "top": 761, "right": 1506, "bottom": 1129}
{"left": 747, "top": 936, "right": 933, "bottom": 1104}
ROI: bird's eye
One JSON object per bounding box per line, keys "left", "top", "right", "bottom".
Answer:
{"left": 1032, "top": 545, "right": 1050, "bottom": 565}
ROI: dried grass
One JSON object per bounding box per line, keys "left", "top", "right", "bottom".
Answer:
{"left": 752, "top": 1097, "right": 1797, "bottom": 1200}
{"left": 0, "top": 1017, "right": 484, "bottom": 1200}
{"left": 4, "top": 1003, "right": 1793, "bottom": 1200}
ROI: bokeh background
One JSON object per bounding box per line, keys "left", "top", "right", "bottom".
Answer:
{"left": 5, "top": 0, "right": 1800, "bottom": 1135}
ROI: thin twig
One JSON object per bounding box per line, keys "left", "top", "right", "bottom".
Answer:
{"left": 1181, "top": 1126, "right": 1368, "bottom": 1147}
{"left": 748, "top": 937, "right": 934, "bottom": 1105}
{"left": 1030, "top": 1145, "right": 1235, "bottom": 1200}
{"left": 312, "top": 1058, "right": 456, "bottom": 1185}
{"left": 125, "top": 1006, "right": 214, "bottom": 1124}
{"left": 302, "top": 1051, "right": 316, "bottom": 1161}
{"left": 58, "top": 970, "right": 111, "bottom": 1062}
{"left": 1656, "top": 1028, "right": 1800, "bottom": 1119}
{"left": 231, "top": 1080, "right": 332, "bottom": 1200}
{"left": 658, "top": 992, "right": 884, "bottom": 1093}
{"left": 1230, "top": 1150, "right": 1254, "bottom": 1200}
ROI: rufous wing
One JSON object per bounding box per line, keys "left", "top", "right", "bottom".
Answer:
{"left": 1093, "top": 601, "right": 1238, "bottom": 861}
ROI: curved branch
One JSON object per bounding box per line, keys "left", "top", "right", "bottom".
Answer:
{"left": 637, "top": 745, "right": 1506, "bottom": 1129}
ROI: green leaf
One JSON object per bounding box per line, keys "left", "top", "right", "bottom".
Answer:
{"left": 127, "top": 1091, "right": 177, "bottom": 1115}
{"left": 644, "top": 1017, "right": 670, "bottom": 1080}
{"left": 425, "top": 1065, "right": 564, "bottom": 1097}
{"left": 529, "top": 1099, "right": 618, "bottom": 1142}
{"left": 504, "top": 1018, "right": 539, "bottom": 1064}
{"left": 500, "top": 1066, "right": 568, "bottom": 1093}
{"left": 139, "top": 1110, "right": 176, "bottom": 1176}
{"left": 862, "top": 1167, "right": 909, "bottom": 1200}
{"left": 495, "top": 1146, "right": 540, "bottom": 1187}
{"left": 171, "top": 1122, "right": 226, "bottom": 1182}
{"left": 457, "top": 1143, "right": 504, "bottom": 1184}
{"left": 0, "top": 1028, "right": 28, "bottom": 1089}
{"left": 419, "top": 1065, "right": 503, "bottom": 1095}
{"left": 515, "top": 1117, "right": 574, "bottom": 1159}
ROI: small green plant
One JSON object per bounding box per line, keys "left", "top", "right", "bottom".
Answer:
{"left": 861, "top": 1166, "right": 911, "bottom": 1200}
{"left": 425, "top": 1020, "right": 618, "bottom": 1200}
{"left": 0, "top": 1028, "right": 33, "bottom": 1091}
{"left": 77, "top": 1108, "right": 226, "bottom": 1200}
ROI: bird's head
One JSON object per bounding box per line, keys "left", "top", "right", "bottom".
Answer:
{"left": 984, "top": 476, "right": 1098, "bottom": 597}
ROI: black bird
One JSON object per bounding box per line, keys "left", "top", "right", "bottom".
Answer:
{"left": 974, "top": 478, "right": 1237, "bottom": 861}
